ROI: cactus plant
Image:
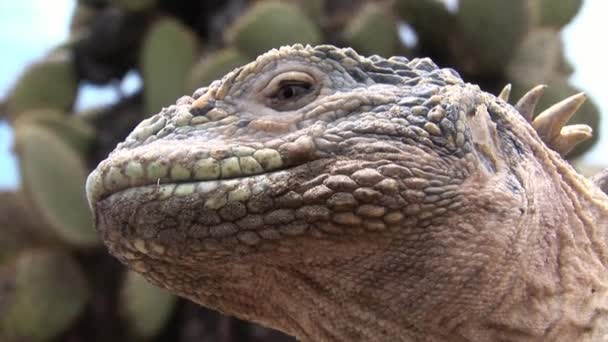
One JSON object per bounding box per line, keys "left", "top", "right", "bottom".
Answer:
{"left": 141, "top": 17, "right": 199, "bottom": 115}
{"left": 187, "top": 48, "right": 249, "bottom": 92}
{"left": 14, "top": 123, "right": 98, "bottom": 247}
{"left": 226, "top": 1, "right": 321, "bottom": 58}
{"left": 396, "top": 0, "right": 455, "bottom": 54}
{"left": 0, "top": 249, "right": 88, "bottom": 342}
{"left": 506, "top": 29, "right": 563, "bottom": 85}
{"left": 111, "top": 0, "right": 157, "bottom": 12}
{"left": 69, "top": 2, "right": 98, "bottom": 35}
{"left": 456, "top": 0, "right": 530, "bottom": 74}
{"left": 14, "top": 109, "right": 95, "bottom": 156}
{"left": 0, "top": 192, "right": 48, "bottom": 263}
{"left": 533, "top": 0, "right": 584, "bottom": 28}
{"left": 344, "top": 2, "right": 399, "bottom": 57}
{"left": 5, "top": 52, "right": 77, "bottom": 118}
{"left": 120, "top": 271, "right": 177, "bottom": 338}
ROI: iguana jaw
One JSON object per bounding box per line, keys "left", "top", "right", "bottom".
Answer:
{"left": 85, "top": 135, "right": 316, "bottom": 209}
{"left": 85, "top": 133, "right": 328, "bottom": 268}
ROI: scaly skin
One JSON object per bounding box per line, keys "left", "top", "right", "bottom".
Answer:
{"left": 86, "top": 45, "right": 608, "bottom": 341}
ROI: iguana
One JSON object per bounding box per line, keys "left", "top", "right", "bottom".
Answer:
{"left": 86, "top": 45, "right": 608, "bottom": 341}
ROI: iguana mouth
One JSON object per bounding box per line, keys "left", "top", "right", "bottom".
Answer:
{"left": 86, "top": 139, "right": 317, "bottom": 209}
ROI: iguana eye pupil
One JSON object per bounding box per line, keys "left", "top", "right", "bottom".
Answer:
{"left": 275, "top": 81, "right": 311, "bottom": 101}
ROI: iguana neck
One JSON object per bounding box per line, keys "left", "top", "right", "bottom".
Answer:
{"left": 477, "top": 151, "right": 608, "bottom": 341}
{"left": 262, "top": 157, "right": 608, "bottom": 342}
{"left": 206, "top": 174, "right": 607, "bottom": 342}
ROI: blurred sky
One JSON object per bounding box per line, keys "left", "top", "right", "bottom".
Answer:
{"left": 0, "top": 0, "right": 606, "bottom": 190}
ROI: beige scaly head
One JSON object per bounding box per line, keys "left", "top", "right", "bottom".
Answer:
{"left": 499, "top": 85, "right": 593, "bottom": 157}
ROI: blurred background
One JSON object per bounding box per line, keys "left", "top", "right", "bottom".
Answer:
{"left": 0, "top": 0, "right": 605, "bottom": 341}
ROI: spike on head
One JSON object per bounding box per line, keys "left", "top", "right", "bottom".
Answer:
{"left": 498, "top": 84, "right": 512, "bottom": 102}
{"left": 532, "top": 92, "right": 586, "bottom": 143}
{"left": 515, "top": 84, "right": 547, "bottom": 122}
{"left": 551, "top": 124, "right": 593, "bottom": 156}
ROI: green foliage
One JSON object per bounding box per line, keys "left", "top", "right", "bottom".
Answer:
{"left": 457, "top": 0, "right": 530, "bottom": 74}
{"left": 507, "top": 29, "right": 563, "bottom": 85}
{"left": 6, "top": 53, "right": 77, "bottom": 118}
{"left": 226, "top": 2, "right": 321, "bottom": 58}
{"left": 0, "top": 192, "right": 45, "bottom": 263}
{"left": 110, "top": 0, "right": 157, "bottom": 12}
{"left": 344, "top": 3, "right": 399, "bottom": 57}
{"left": 535, "top": 0, "right": 583, "bottom": 28}
{"left": 69, "top": 3, "right": 97, "bottom": 34}
{"left": 396, "top": 0, "right": 455, "bottom": 52}
{"left": 121, "top": 271, "right": 177, "bottom": 338}
{"left": 141, "top": 17, "right": 199, "bottom": 115}
{"left": 187, "top": 48, "right": 249, "bottom": 92}
{"left": 14, "top": 123, "right": 98, "bottom": 247}
{"left": 0, "top": 249, "right": 88, "bottom": 342}
{"left": 14, "top": 110, "right": 96, "bottom": 157}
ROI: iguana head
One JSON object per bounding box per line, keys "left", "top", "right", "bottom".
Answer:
{"left": 86, "top": 44, "right": 599, "bottom": 340}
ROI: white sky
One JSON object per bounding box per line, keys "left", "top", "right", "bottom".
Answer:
{"left": 563, "top": 0, "right": 608, "bottom": 164}
{"left": 0, "top": 0, "right": 76, "bottom": 190}
{"left": 0, "top": 0, "right": 606, "bottom": 189}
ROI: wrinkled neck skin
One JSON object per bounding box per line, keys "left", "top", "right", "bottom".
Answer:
{"left": 269, "top": 114, "right": 608, "bottom": 342}
{"left": 160, "top": 147, "right": 608, "bottom": 342}
{"left": 300, "top": 147, "right": 608, "bottom": 341}
{"left": 258, "top": 126, "right": 608, "bottom": 342}
{"left": 485, "top": 136, "right": 608, "bottom": 342}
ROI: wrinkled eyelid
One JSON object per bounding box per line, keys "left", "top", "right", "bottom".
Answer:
{"left": 262, "top": 71, "right": 315, "bottom": 96}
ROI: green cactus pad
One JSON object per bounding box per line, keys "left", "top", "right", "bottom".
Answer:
{"left": 506, "top": 29, "right": 563, "bottom": 85}
{"left": 14, "top": 123, "right": 99, "bottom": 247}
{"left": 457, "top": 0, "right": 530, "bottom": 75}
{"left": 226, "top": 2, "right": 321, "bottom": 58}
{"left": 121, "top": 271, "right": 177, "bottom": 338}
{"left": 69, "top": 2, "right": 97, "bottom": 35}
{"left": 6, "top": 53, "right": 78, "bottom": 119}
{"left": 0, "top": 249, "right": 88, "bottom": 342}
{"left": 14, "top": 110, "right": 96, "bottom": 157}
{"left": 141, "top": 17, "right": 199, "bottom": 115}
{"left": 289, "top": 0, "right": 325, "bottom": 24}
{"left": 535, "top": 0, "right": 583, "bottom": 28}
{"left": 344, "top": 3, "right": 398, "bottom": 57}
{"left": 396, "top": 0, "right": 455, "bottom": 51}
{"left": 187, "top": 48, "right": 249, "bottom": 92}
{"left": 110, "top": 0, "right": 157, "bottom": 12}
{"left": 0, "top": 192, "right": 37, "bottom": 263}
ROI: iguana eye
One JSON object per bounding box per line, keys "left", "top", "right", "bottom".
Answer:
{"left": 273, "top": 81, "right": 312, "bottom": 101}
{"left": 262, "top": 71, "right": 318, "bottom": 111}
